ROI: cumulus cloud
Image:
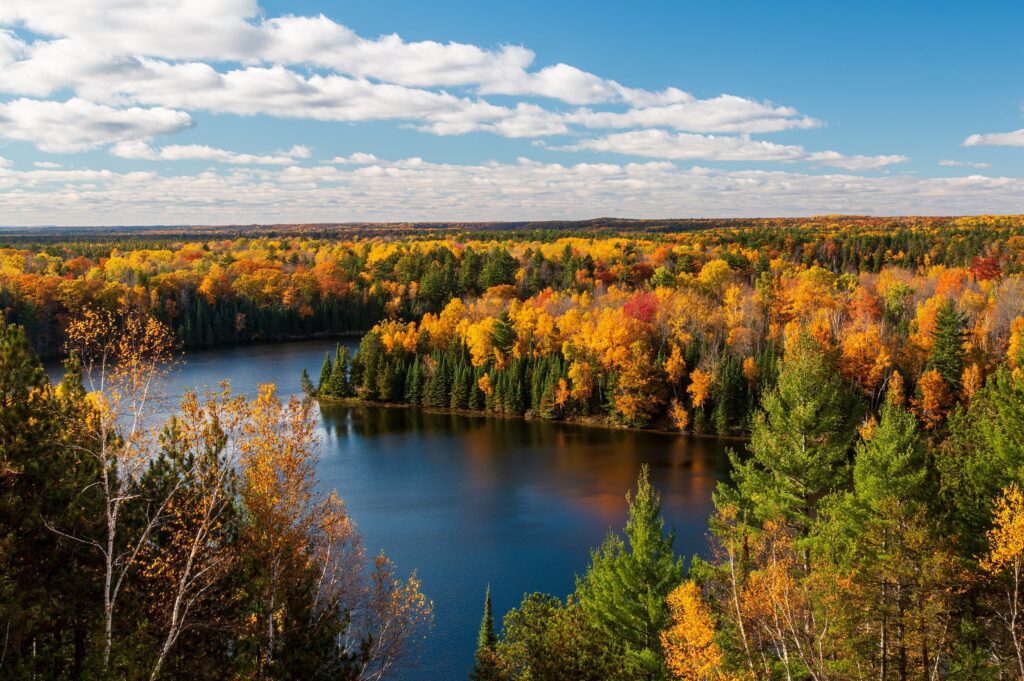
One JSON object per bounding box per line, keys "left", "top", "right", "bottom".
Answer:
{"left": 939, "top": 159, "right": 992, "bottom": 169}
{"left": 0, "top": 97, "right": 192, "bottom": 152}
{"left": 555, "top": 129, "right": 908, "bottom": 169}
{"left": 0, "top": 156, "right": 1019, "bottom": 226}
{"left": 963, "top": 129, "right": 1024, "bottom": 148}
{"left": 111, "top": 140, "right": 311, "bottom": 165}
{"left": 0, "top": 0, "right": 826, "bottom": 140}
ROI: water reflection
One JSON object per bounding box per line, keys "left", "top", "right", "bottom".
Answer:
{"left": 316, "top": 401, "right": 732, "bottom": 681}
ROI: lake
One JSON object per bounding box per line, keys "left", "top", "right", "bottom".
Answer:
{"left": 50, "top": 340, "right": 733, "bottom": 680}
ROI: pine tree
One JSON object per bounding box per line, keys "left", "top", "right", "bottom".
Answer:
{"left": 469, "top": 586, "right": 501, "bottom": 681}
{"left": 813, "top": 400, "right": 954, "bottom": 678}
{"left": 723, "top": 331, "right": 858, "bottom": 535}
{"left": 930, "top": 298, "right": 967, "bottom": 389}
{"left": 575, "top": 465, "right": 685, "bottom": 677}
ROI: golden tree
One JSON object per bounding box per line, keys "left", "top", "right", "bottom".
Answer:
{"left": 62, "top": 307, "right": 177, "bottom": 671}
{"left": 982, "top": 484, "right": 1024, "bottom": 678}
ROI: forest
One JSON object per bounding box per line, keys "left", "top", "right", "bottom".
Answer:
{"left": 6, "top": 215, "right": 1024, "bottom": 679}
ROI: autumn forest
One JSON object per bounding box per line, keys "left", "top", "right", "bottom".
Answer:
{"left": 5, "top": 215, "right": 1024, "bottom": 679}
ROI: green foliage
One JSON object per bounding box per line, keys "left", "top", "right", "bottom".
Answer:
{"left": 300, "top": 367, "right": 316, "bottom": 396}
{"left": 723, "top": 332, "right": 858, "bottom": 532}
{"left": 494, "top": 594, "right": 627, "bottom": 681}
{"left": 940, "top": 367, "right": 1024, "bottom": 553}
{"left": 470, "top": 586, "right": 501, "bottom": 681}
{"left": 575, "top": 465, "right": 684, "bottom": 677}
{"left": 930, "top": 298, "right": 967, "bottom": 388}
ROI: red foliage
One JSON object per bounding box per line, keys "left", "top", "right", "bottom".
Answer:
{"left": 970, "top": 256, "right": 1002, "bottom": 281}
{"left": 623, "top": 290, "right": 658, "bottom": 324}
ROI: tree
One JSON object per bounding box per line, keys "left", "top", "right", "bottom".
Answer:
{"left": 930, "top": 298, "right": 967, "bottom": 389}
{"left": 941, "top": 367, "right": 1024, "bottom": 553}
{"left": 0, "top": 324, "right": 100, "bottom": 677}
{"left": 470, "top": 586, "right": 501, "bottom": 681}
{"left": 318, "top": 352, "right": 332, "bottom": 391}
{"left": 142, "top": 387, "right": 242, "bottom": 680}
{"left": 325, "top": 345, "right": 352, "bottom": 397}
{"left": 723, "top": 331, "right": 857, "bottom": 534}
{"left": 813, "top": 400, "right": 960, "bottom": 679}
{"left": 576, "top": 465, "right": 685, "bottom": 677}
{"left": 494, "top": 594, "right": 626, "bottom": 681}
{"left": 300, "top": 367, "right": 316, "bottom": 396}
{"left": 63, "top": 307, "right": 178, "bottom": 672}
{"left": 660, "top": 581, "right": 732, "bottom": 681}
{"left": 981, "top": 483, "right": 1024, "bottom": 678}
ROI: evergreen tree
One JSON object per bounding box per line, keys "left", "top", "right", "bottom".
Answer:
{"left": 722, "top": 332, "right": 858, "bottom": 534}
{"left": 469, "top": 586, "right": 501, "bottom": 681}
{"left": 575, "top": 465, "right": 685, "bottom": 678}
{"left": 0, "top": 326, "right": 100, "bottom": 676}
{"left": 300, "top": 368, "right": 316, "bottom": 396}
{"left": 490, "top": 312, "right": 517, "bottom": 357}
{"left": 813, "top": 400, "right": 955, "bottom": 678}
{"left": 930, "top": 298, "right": 967, "bottom": 388}
{"left": 318, "top": 351, "right": 332, "bottom": 391}
{"left": 325, "top": 346, "right": 351, "bottom": 397}
{"left": 940, "top": 367, "right": 1024, "bottom": 553}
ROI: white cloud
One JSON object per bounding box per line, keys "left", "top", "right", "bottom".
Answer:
{"left": 0, "top": 1, "right": 826, "bottom": 139}
{"left": 111, "top": 140, "right": 311, "bottom": 165}
{"left": 33, "top": 161, "right": 62, "bottom": 168}
{"left": 939, "top": 159, "right": 992, "bottom": 169}
{"left": 568, "top": 95, "right": 820, "bottom": 134}
{"left": 327, "top": 152, "right": 380, "bottom": 164}
{"left": 0, "top": 156, "right": 1018, "bottom": 226}
{"left": 963, "top": 129, "right": 1024, "bottom": 148}
{"left": 555, "top": 129, "right": 908, "bottom": 169}
{"left": 0, "top": 98, "right": 192, "bottom": 152}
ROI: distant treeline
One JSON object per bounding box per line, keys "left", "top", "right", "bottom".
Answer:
{"left": 3, "top": 215, "right": 1024, "bottom": 358}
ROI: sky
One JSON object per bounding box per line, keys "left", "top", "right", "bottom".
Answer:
{"left": 0, "top": 0, "right": 1021, "bottom": 225}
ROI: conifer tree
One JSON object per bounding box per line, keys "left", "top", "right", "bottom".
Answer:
{"left": 318, "top": 351, "right": 332, "bottom": 391}
{"left": 930, "top": 298, "right": 967, "bottom": 389}
{"left": 723, "top": 331, "right": 857, "bottom": 534}
{"left": 491, "top": 312, "right": 517, "bottom": 356}
{"left": 300, "top": 368, "right": 316, "bottom": 396}
{"left": 813, "top": 399, "right": 956, "bottom": 678}
{"left": 325, "top": 346, "right": 351, "bottom": 397}
{"left": 576, "top": 465, "right": 685, "bottom": 677}
{"left": 469, "top": 586, "right": 501, "bottom": 681}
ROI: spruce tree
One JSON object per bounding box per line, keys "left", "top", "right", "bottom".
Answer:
{"left": 930, "top": 298, "right": 967, "bottom": 388}
{"left": 575, "top": 465, "right": 685, "bottom": 677}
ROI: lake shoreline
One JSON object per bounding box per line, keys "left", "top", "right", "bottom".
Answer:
{"left": 315, "top": 395, "right": 751, "bottom": 443}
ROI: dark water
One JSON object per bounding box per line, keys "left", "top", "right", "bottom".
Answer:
{"left": 50, "top": 340, "right": 733, "bottom": 680}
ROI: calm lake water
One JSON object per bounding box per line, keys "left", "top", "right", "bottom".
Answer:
{"left": 50, "top": 340, "right": 733, "bottom": 680}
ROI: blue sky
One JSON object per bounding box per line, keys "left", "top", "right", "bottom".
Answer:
{"left": 0, "top": 0, "right": 1021, "bottom": 224}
